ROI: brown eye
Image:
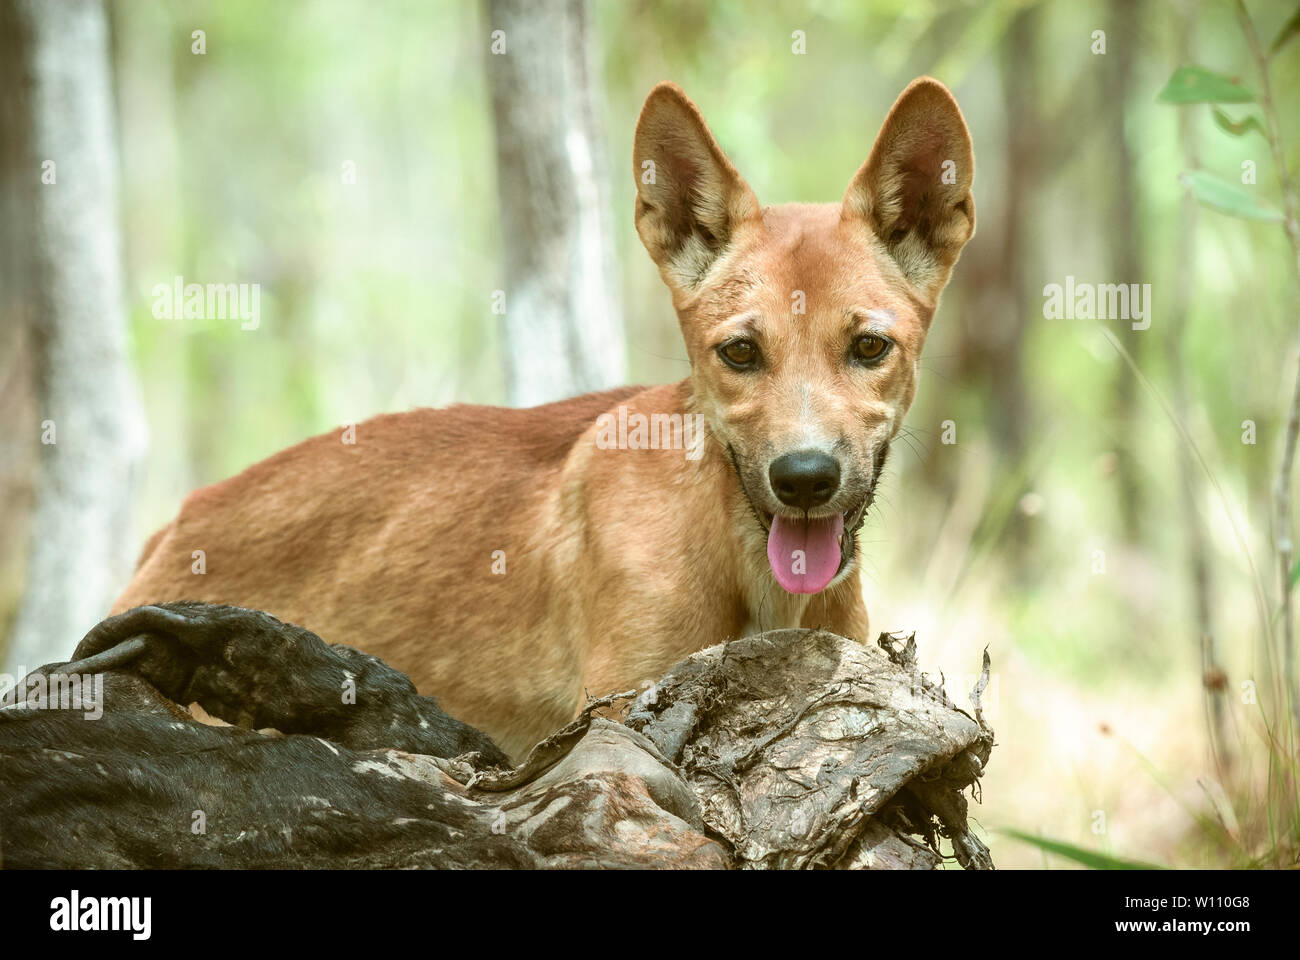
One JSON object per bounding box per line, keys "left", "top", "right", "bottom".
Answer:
{"left": 853, "top": 334, "right": 891, "bottom": 364}
{"left": 719, "top": 338, "right": 759, "bottom": 370}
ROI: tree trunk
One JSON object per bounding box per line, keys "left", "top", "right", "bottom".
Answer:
{"left": 484, "top": 0, "right": 626, "bottom": 407}
{"left": 0, "top": 0, "right": 147, "bottom": 673}
{"left": 1106, "top": 0, "right": 1147, "bottom": 542}
{"left": 945, "top": 5, "right": 1044, "bottom": 564}
{"left": 1165, "top": 0, "right": 1228, "bottom": 770}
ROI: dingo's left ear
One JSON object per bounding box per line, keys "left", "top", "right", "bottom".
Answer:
{"left": 843, "top": 77, "right": 975, "bottom": 300}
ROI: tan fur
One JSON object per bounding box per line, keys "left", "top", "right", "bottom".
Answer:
{"left": 114, "top": 78, "right": 975, "bottom": 760}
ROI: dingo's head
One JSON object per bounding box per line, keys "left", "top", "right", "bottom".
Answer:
{"left": 633, "top": 78, "right": 974, "bottom": 595}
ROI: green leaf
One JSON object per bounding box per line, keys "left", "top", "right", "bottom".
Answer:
{"left": 1289, "top": 556, "right": 1300, "bottom": 591}
{"left": 1212, "top": 107, "right": 1265, "bottom": 139}
{"left": 1157, "top": 66, "right": 1256, "bottom": 104}
{"left": 1270, "top": 7, "right": 1300, "bottom": 55}
{"left": 1000, "top": 829, "right": 1165, "bottom": 869}
{"left": 1179, "top": 170, "right": 1284, "bottom": 221}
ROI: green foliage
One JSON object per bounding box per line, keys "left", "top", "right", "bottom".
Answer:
{"left": 1211, "top": 106, "right": 1265, "bottom": 138}
{"left": 1270, "top": 7, "right": 1300, "bottom": 55}
{"left": 1177, "top": 170, "right": 1283, "bottom": 221}
{"left": 1159, "top": 62, "right": 1281, "bottom": 222}
{"left": 1000, "top": 829, "right": 1165, "bottom": 869}
{"left": 1157, "top": 65, "right": 1255, "bottom": 104}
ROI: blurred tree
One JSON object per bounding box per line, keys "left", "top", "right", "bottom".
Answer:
{"left": 946, "top": 4, "right": 1048, "bottom": 563}
{"left": 0, "top": 3, "right": 37, "bottom": 647}
{"left": 1165, "top": 0, "right": 1228, "bottom": 768}
{"left": 484, "top": 0, "right": 626, "bottom": 406}
{"left": 0, "top": 0, "right": 146, "bottom": 669}
{"left": 985, "top": 6, "right": 1038, "bottom": 464}
{"left": 1106, "top": 0, "right": 1148, "bottom": 542}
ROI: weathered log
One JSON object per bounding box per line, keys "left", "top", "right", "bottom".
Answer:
{"left": 624, "top": 628, "right": 994, "bottom": 869}
{"left": 0, "top": 603, "right": 992, "bottom": 869}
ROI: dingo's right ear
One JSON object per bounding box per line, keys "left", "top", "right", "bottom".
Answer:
{"left": 633, "top": 83, "right": 761, "bottom": 291}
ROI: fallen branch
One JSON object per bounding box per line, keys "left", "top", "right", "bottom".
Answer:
{"left": 0, "top": 603, "right": 993, "bottom": 869}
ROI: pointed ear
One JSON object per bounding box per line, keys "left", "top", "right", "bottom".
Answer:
{"left": 842, "top": 77, "right": 975, "bottom": 299}
{"left": 633, "top": 82, "right": 761, "bottom": 290}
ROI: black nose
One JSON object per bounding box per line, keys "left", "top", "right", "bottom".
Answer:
{"left": 769, "top": 450, "right": 840, "bottom": 510}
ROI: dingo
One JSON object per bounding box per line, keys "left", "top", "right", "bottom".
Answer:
{"left": 115, "top": 78, "right": 975, "bottom": 758}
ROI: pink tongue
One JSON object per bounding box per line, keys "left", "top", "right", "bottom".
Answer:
{"left": 767, "top": 513, "right": 845, "bottom": 594}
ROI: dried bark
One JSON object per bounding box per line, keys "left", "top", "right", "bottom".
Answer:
{"left": 0, "top": 604, "right": 992, "bottom": 869}
{"left": 625, "top": 628, "right": 994, "bottom": 869}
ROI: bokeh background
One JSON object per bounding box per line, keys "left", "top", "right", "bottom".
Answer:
{"left": 3, "top": 0, "right": 1299, "bottom": 868}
